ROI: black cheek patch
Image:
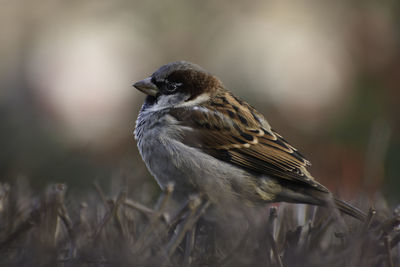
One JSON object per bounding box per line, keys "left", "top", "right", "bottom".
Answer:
{"left": 143, "top": 95, "right": 157, "bottom": 107}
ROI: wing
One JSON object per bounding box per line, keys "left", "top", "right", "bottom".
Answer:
{"left": 169, "top": 90, "right": 328, "bottom": 192}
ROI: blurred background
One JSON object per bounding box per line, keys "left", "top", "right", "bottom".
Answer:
{"left": 0, "top": 0, "right": 399, "bottom": 204}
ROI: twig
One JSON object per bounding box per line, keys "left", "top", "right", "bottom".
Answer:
{"left": 384, "top": 235, "right": 394, "bottom": 267}
{"left": 363, "top": 207, "right": 376, "bottom": 232}
{"left": 166, "top": 197, "right": 210, "bottom": 257}
{"left": 132, "top": 184, "right": 175, "bottom": 252}
{"left": 93, "top": 182, "right": 110, "bottom": 210}
{"left": 0, "top": 205, "right": 40, "bottom": 250}
{"left": 167, "top": 199, "right": 190, "bottom": 230}
{"left": 92, "top": 189, "right": 126, "bottom": 241}
{"left": 379, "top": 216, "right": 400, "bottom": 234}
{"left": 58, "top": 201, "right": 74, "bottom": 239}
{"left": 390, "top": 232, "right": 400, "bottom": 249}
{"left": 156, "top": 183, "right": 175, "bottom": 211}
{"left": 267, "top": 207, "right": 283, "bottom": 267}
{"left": 183, "top": 228, "right": 195, "bottom": 267}
{"left": 113, "top": 190, "right": 128, "bottom": 237}
{"left": 124, "top": 199, "right": 154, "bottom": 216}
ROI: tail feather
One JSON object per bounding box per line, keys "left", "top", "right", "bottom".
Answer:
{"left": 275, "top": 185, "right": 367, "bottom": 221}
{"left": 275, "top": 184, "right": 367, "bottom": 222}
{"left": 334, "top": 198, "right": 366, "bottom": 221}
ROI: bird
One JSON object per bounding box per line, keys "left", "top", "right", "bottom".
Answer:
{"left": 133, "top": 61, "right": 366, "bottom": 221}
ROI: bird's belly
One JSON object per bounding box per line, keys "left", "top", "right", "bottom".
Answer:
{"left": 137, "top": 129, "right": 248, "bottom": 202}
{"left": 138, "top": 135, "right": 193, "bottom": 191}
{"left": 135, "top": 115, "right": 282, "bottom": 205}
{"left": 136, "top": 116, "right": 196, "bottom": 191}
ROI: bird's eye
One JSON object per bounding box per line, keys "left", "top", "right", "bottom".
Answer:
{"left": 165, "top": 80, "right": 182, "bottom": 93}
{"left": 152, "top": 77, "right": 182, "bottom": 94}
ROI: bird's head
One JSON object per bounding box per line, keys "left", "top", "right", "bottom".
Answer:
{"left": 133, "top": 61, "right": 222, "bottom": 108}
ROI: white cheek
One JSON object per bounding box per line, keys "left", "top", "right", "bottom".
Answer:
{"left": 143, "top": 92, "right": 210, "bottom": 113}
{"left": 145, "top": 93, "right": 188, "bottom": 112}
{"left": 176, "top": 93, "right": 210, "bottom": 107}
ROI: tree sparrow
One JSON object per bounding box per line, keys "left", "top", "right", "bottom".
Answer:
{"left": 133, "top": 61, "right": 366, "bottom": 221}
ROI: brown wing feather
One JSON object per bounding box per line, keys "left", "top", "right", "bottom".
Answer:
{"left": 169, "top": 90, "right": 328, "bottom": 192}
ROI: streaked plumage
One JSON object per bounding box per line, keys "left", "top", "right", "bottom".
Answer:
{"left": 133, "top": 61, "right": 366, "bottom": 221}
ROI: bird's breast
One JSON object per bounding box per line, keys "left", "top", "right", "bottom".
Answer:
{"left": 135, "top": 109, "right": 193, "bottom": 190}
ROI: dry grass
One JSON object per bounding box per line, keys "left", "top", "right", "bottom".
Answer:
{"left": 0, "top": 181, "right": 399, "bottom": 267}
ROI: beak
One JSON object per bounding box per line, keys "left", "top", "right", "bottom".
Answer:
{"left": 133, "top": 77, "right": 159, "bottom": 96}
